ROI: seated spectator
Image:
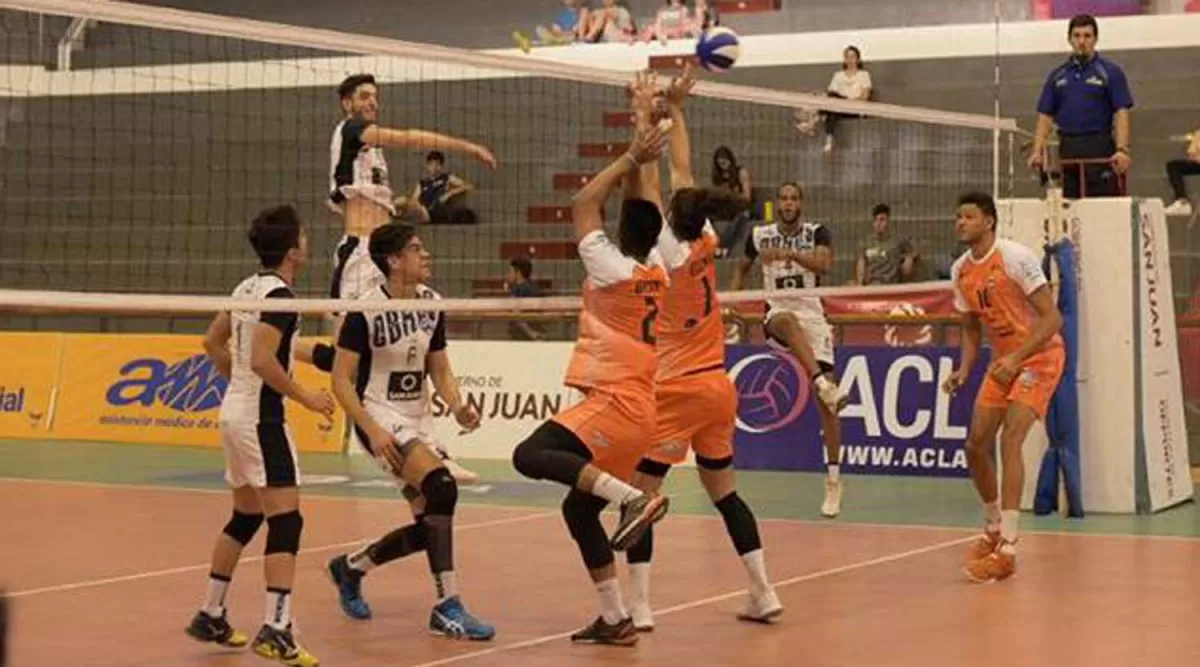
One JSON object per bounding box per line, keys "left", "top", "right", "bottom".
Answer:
{"left": 1165, "top": 127, "right": 1199, "bottom": 217}
{"left": 854, "top": 204, "right": 920, "bottom": 285}
{"left": 693, "top": 0, "right": 719, "bottom": 30}
{"left": 709, "top": 145, "right": 753, "bottom": 253}
{"left": 513, "top": 0, "right": 590, "bottom": 53}
{"left": 639, "top": 0, "right": 695, "bottom": 45}
{"left": 395, "top": 151, "right": 476, "bottom": 225}
{"left": 822, "top": 45, "right": 872, "bottom": 154}
{"left": 506, "top": 256, "right": 545, "bottom": 341}
{"left": 584, "top": 0, "right": 637, "bottom": 43}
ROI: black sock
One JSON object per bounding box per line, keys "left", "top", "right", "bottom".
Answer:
{"left": 355, "top": 522, "right": 428, "bottom": 569}
{"left": 625, "top": 508, "right": 654, "bottom": 564}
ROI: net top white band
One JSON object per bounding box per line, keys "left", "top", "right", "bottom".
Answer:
{"left": 1, "top": 0, "right": 1017, "bottom": 132}
{"left": 0, "top": 281, "right": 953, "bottom": 315}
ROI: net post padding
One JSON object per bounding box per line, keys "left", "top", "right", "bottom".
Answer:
{"left": 0, "top": 0, "right": 1017, "bottom": 132}
{"left": 0, "top": 280, "right": 954, "bottom": 316}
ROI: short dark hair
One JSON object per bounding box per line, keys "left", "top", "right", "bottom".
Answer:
{"left": 337, "top": 73, "right": 377, "bottom": 100}
{"left": 369, "top": 222, "right": 417, "bottom": 278}
{"left": 778, "top": 181, "right": 804, "bottom": 199}
{"left": 957, "top": 191, "right": 998, "bottom": 226}
{"left": 509, "top": 256, "right": 532, "bottom": 280}
{"left": 872, "top": 203, "right": 891, "bottom": 217}
{"left": 426, "top": 151, "right": 446, "bottom": 164}
{"left": 247, "top": 205, "right": 303, "bottom": 269}
{"left": 1068, "top": 14, "right": 1097, "bottom": 37}
{"left": 618, "top": 198, "right": 663, "bottom": 261}
{"left": 668, "top": 187, "right": 741, "bottom": 242}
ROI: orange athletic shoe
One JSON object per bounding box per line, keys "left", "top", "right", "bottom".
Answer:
{"left": 964, "top": 529, "right": 1000, "bottom": 564}
{"left": 964, "top": 547, "right": 1016, "bottom": 583}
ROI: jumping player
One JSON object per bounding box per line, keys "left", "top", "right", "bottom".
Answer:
{"left": 943, "top": 191, "right": 1064, "bottom": 583}
{"left": 326, "top": 222, "right": 494, "bottom": 640}
{"left": 186, "top": 205, "right": 335, "bottom": 667}
{"left": 510, "top": 109, "right": 672, "bottom": 647}
{"left": 731, "top": 183, "right": 848, "bottom": 518}
{"left": 318, "top": 72, "right": 496, "bottom": 483}
{"left": 619, "top": 67, "right": 782, "bottom": 631}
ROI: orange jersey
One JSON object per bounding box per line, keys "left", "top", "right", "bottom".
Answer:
{"left": 951, "top": 238, "right": 1063, "bottom": 357}
{"left": 563, "top": 231, "right": 667, "bottom": 397}
{"left": 655, "top": 226, "right": 724, "bottom": 381}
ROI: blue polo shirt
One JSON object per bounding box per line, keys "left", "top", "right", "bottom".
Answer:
{"left": 1036, "top": 53, "right": 1133, "bottom": 136}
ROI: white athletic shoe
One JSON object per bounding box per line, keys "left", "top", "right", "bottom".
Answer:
{"left": 814, "top": 375, "right": 847, "bottom": 414}
{"left": 737, "top": 587, "right": 783, "bottom": 624}
{"left": 1165, "top": 199, "right": 1193, "bottom": 216}
{"left": 437, "top": 448, "right": 480, "bottom": 485}
{"left": 821, "top": 478, "right": 842, "bottom": 518}
{"left": 629, "top": 601, "right": 654, "bottom": 633}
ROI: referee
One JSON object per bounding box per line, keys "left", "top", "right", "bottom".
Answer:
{"left": 1029, "top": 14, "right": 1133, "bottom": 198}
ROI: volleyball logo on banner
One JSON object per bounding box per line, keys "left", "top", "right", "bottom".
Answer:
{"left": 728, "top": 351, "right": 809, "bottom": 434}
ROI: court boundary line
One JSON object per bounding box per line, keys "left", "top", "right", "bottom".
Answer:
{"left": 406, "top": 534, "right": 977, "bottom": 667}
{"left": 4, "top": 475, "right": 1198, "bottom": 543}
{"left": 7, "top": 509, "right": 556, "bottom": 598}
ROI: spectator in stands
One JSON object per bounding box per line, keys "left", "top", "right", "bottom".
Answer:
{"left": 1029, "top": 14, "right": 1133, "bottom": 199}
{"left": 584, "top": 0, "right": 636, "bottom": 43}
{"left": 693, "top": 0, "right": 719, "bottom": 30}
{"left": 395, "top": 151, "right": 475, "bottom": 225}
{"left": 1165, "top": 127, "right": 1200, "bottom": 216}
{"left": 639, "top": 0, "right": 695, "bottom": 45}
{"left": 710, "top": 145, "right": 753, "bottom": 253}
{"left": 513, "top": 0, "right": 591, "bottom": 53}
{"left": 854, "top": 203, "right": 919, "bottom": 285}
{"left": 821, "top": 46, "right": 872, "bottom": 154}
{"left": 506, "top": 256, "right": 544, "bottom": 341}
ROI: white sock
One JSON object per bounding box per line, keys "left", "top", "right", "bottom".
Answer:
{"left": 591, "top": 473, "right": 642, "bottom": 506}
{"left": 595, "top": 578, "right": 627, "bottom": 625}
{"left": 434, "top": 570, "right": 458, "bottom": 602}
{"left": 827, "top": 464, "right": 841, "bottom": 483}
{"left": 203, "top": 574, "right": 231, "bottom": 617}
{"left": 740, "top": 549, "right": 771, "bottom": 595}
{"left": 347, "top": 546, "right": 378, "bottom": 574}
{"left": 999, "top": 510, "right": 1019, "bottom": 551}
{"left": 628, "top": 563, "right": 651, "bottom": 606}
{"left": 264, "top": 588, "right": 292, "bottom": 630}
{"left": 984, "top": 501, "right": 1002, "bottom": 530}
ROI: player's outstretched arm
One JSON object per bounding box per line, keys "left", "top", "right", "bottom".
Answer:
{"left": 203, "top": 312, "right": 233, "bottom": 379}
{"left": 361, "top": 126, "right": 498, "bottom": 169}
{"left": 251, "top": 323, "right": 334, "bottom": 417}
{"left": 665, "top": 64, "right": 698, "bottom": 193}
{"left": 570, "top": 122, "right": 669, "bottom": 243}
{"left": 625, "top": 70, "right": 664, "bottom": 210}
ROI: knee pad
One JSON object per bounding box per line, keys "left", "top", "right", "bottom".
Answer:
{"left": 223, "top": 510, "right": 264, "bottom": 546}
{"left": 511, "top": 437, "right": 539, "bottom": 480}
{"left": 265, "top": 510, "right": 303, "bottom": 555}
{"left": 311, "top": 343, "right": 335, "bottom": 373}
{"left": 715, "top": 492, "right": 761, "bottom": 555}
{"left": 635, "top": 458, "right": 672, "bottom": 478}
{"left": 561, "top": 491, "right": 612, "bottom": 570}
{"left": 421, "top": 468, "right": 458, "bottom": 516}
{"left": 696, "top": 454, "right": 733, "bottom": 471}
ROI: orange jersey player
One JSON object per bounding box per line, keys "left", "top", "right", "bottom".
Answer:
{"left": 510, "top": 103, "right": 672, "bottom": 647}
{"left": 616, "top": 66, "right": 782, "bottom": 632}
{"left": 943, "top": 191, "right": 1065, "bottom": 584}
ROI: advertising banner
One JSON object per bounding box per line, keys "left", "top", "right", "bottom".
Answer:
{"left": 0, "top": 333, "right": 61, "bottom": 438}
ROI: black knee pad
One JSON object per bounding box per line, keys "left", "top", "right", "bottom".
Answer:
{"left": 512, "top": 421, "right": 591, "bottom": 484}
{"left": 715, "top": 492, "right": 761, "bottom": 555}
{"left": 223, "top": 510, "right": 264, "bottom": 546}
{"left": 636, "top": 458, "right": 672, "bottom": 478}
{"left": 696, "top": 454, "right": 734, "bottom": 471}
{"left": 562, "top": 490, "right": 612, "bottom": 570}
{"left": 265, "top": 510, "right": 303, "bottom": 555}
{"left": 421, "top": 468, "right": 458, "bottom": 516}
{"left": 311, "top": 343, "right": 335, "bottom": 373}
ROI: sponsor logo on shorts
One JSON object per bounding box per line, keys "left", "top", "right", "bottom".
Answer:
{"left": 727, "top": 352, "right": 808, "bottom": 434}
{"left": 105, "top": 354, "right": 226, "bottom": 412}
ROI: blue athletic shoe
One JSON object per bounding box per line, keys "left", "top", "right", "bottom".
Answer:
{"left": 429, "top": 596, "right": 495, "bottom": 641}
{"left": 326, "top": 555, "right": 372, "bottom": 620}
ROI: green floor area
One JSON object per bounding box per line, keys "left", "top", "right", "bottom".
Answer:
{"left": 2, "top": 439, "right": 1198, "bottom": 539}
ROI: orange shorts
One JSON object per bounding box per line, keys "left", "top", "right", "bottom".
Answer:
{"left": 976, "top": 346, "right": 1065, "bottom": 419}
{"left": 646, "top": 370, "right": 737, "bottom": 466}
{"left": 552, "top": 388, "right": 655, "bottom": 482}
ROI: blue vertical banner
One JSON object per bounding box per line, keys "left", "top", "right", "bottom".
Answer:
{"left": 728, "top": 345, "right": 989, "bottom": 477}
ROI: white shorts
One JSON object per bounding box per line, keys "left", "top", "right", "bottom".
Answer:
{"left": 764, "top": 310, "right": 835, "bottom": 370}
{"left": 352, "top": 410, "right": 440, "bottom": 477}
{"left": 331, "top": 235, "right": 386, "bottom": 301}
{"left": 220, "top": 420, "right": 300, "bottom": 488}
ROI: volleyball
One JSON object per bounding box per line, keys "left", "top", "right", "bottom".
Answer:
{"left": 696, "top": 27, "right": 740, "bottom": 72}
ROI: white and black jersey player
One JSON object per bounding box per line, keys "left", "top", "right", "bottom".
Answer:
{"left": 187, "top": 205, "right": 334, "bottom": 667}
{"left": 731, "top": 182, "right": 848, "bottom": 518}
{"left": 326, "top": 222, "right": 495, "bottom": 641}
